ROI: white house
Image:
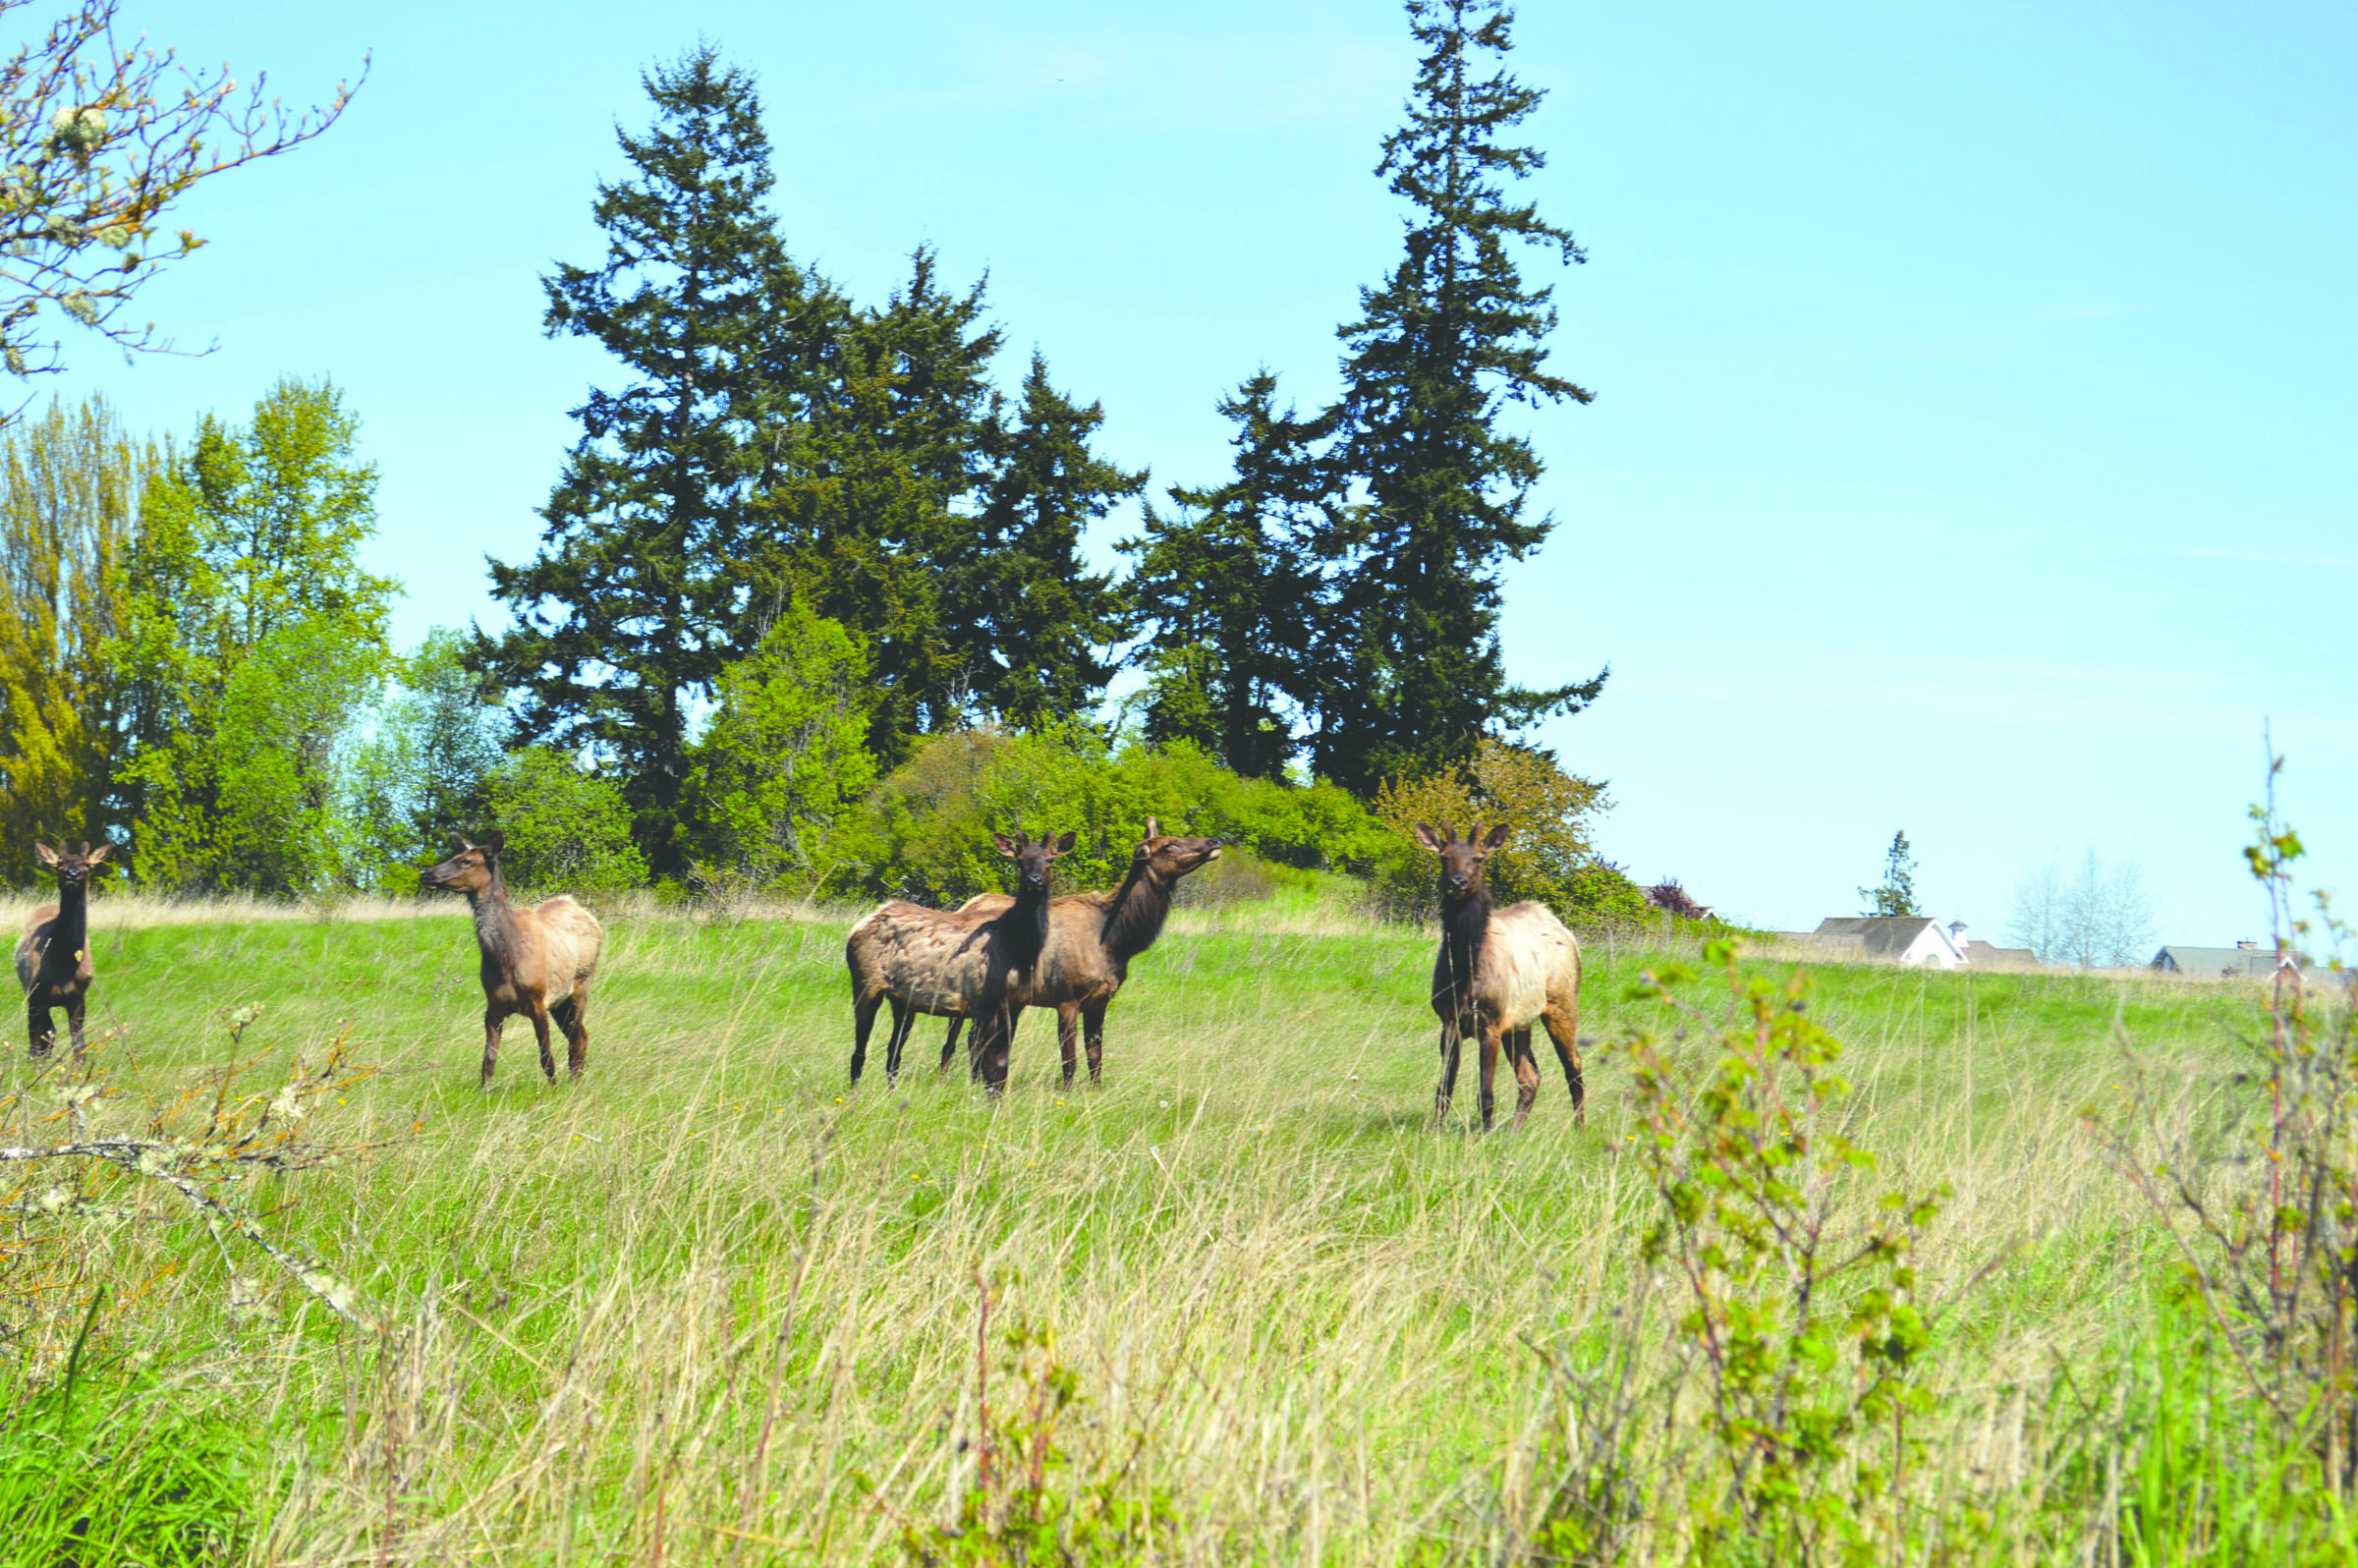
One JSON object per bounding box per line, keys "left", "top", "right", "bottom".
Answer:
{"left": 1801, "top": 917, "right": 1972, "bottom": 969}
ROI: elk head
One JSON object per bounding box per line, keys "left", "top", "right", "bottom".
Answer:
{"left": 991, "top": 829, "right": 1075, "bottom": 895}
{"left": 1136, "top": 815, "right": 1223, "bottom": 878}
{"left": 422, "top": 829, "right": 507, "bottom": 895}
{"left": 35, "top": 840, "right": 110, "bottom": 891}
{"left": 1414, "top": 822, "right": 1510, "bottom": 900}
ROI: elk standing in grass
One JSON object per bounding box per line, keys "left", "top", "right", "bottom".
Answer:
{"left": 421, "top": 830, "right": 604, "bottom": 1088}
{"left": 16, "top": 841, "right": 109, "bottom": 1057}
{"left": 936, "top": 819, "right": 1223, "bottom": 1086}
{"left": 846, "top": 829, "right": 1072, "bottom": 1092}
{"left": 1418, "top": 822, "right": 1584, "bottom": 1131}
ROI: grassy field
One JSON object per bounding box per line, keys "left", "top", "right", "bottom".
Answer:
{"left": 0, "top": 889, "right": 2330, "bottom": 1565}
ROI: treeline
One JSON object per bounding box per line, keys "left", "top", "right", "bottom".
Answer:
{"left": 0, "top": 2, "right": 1641, "bottom": 922}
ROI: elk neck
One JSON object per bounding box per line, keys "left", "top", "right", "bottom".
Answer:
{"left": 1437, "top": 884, "right": 1493, "bottom": 999}
{"left": 47, "top": 868, "right": 90, "bottom": 970}
{"left": 1100, "top": 856, "right": 1176, "bottom": 962}
{"left": 465, "top": 865, "right": 521, "bottom": 970}
{"left": 1001, "top": 877, "right": 1052, "bottom": 970}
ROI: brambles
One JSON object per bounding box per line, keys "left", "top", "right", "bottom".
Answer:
{"left": 2091, "top": 760, "right": 2357, "bottom": 1502}
{"left": 1575, "top": 942, "right": 1948, "bottom": 1563}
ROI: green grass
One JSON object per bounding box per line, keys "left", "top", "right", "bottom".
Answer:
{"left": 0, "top": 900, "right": 2304, "bottom": 1563}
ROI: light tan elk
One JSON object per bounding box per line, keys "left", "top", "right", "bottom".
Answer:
{"left": 936, "top": 819, "right": 1223, "bottom": 1085}
{"left": 16, "top": 840, "right": 110, "bottom": 1056}
{"left": 846, "top": 829, "right": 1072, "bottom": 1092}
{"left": 421, "top": 830, "right": 604, "bottom": 1087}
{"left": 1417, "top": 822, "right": 1584, "bottom": 1131}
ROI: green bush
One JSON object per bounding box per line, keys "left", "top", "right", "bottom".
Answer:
{"left": 483, "top": 748, "right": 648, "bottom": 897}
{"left": 821, "top": 728, "right": 1386, "bottom": 904}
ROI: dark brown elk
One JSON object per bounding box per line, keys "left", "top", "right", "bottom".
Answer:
{"left": 1418, "top": 822, "right": 1584, "bottom": 1131}
{"left": 936, "top": 819, "right": 1223, "bottom": 1086}
{"left": 421, "top": 829, "right": 604, "bottom": 1088}
{"left": 16, "top": 841, "right": 110, "bottom": 1056}
{"left": 846, "top": 829, "right": 1072, "bottom": 1092}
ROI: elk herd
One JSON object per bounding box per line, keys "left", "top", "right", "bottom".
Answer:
{"left": 14, "top": 817, "right": 1586, "bottom": 1130}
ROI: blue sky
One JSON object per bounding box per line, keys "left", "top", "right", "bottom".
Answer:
{"left": 44, "top": 0, "right": 2356, "bottom": 943}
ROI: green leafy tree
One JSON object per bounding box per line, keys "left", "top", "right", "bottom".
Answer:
{"left": 339, "top": 629, "right": 511, "bottom": 891}
{"left": 109, "top": 377, "right": 395, "bottom": 891}
{"left": 1858, "top": 829, "right": 1921, "bottom": 918}
{"left": 952, "top": 352, "right": 1143, "bottom": 732}
{"left": 1119, "top": 371, "right": 1332, "bottom": 779}
{"left": 0, "top": 395, "right": 153, "bottom": 879}
{"left": 482, "top": 749, "right": 647, "bottom": 897}
{"left": 687, "top": 601, "right": 875, "bottom": 889}
{"left": 0, "top": 1, "right": 361, "bottom": 397}
{"left": 479, "top": 45, "right": 790, "bottom": 874}
{"left": 1310, "top": 0, "right": 1603, "bottom": 795}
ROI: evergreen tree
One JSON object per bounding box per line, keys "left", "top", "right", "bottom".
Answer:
{"left": 1311, "top": 0, "right": 1603, "bottom": 796}
{"left": 1119, "top": 371, "right": 1332, "bottom": 778}
{"left": 753, "top": 249, "right": 1000, "bottom": 762}
{"left": 1859, "top": 830, "right": 1922, "bottom": 919}
{"left": 952, "top": 352, "right": 1143, "bottom": 731}
{"left": 478, "top": 45, "right": 788, "bottom": 873}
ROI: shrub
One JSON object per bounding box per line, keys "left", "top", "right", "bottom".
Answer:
{"left": 1372, "top": 739, "right": 1624, "bottom": 923}
{"left": 483, "top": 748, "right": 647, "bottom": 896}
{"left": 822, "top": 728, "right": 1385, "bottom": 904}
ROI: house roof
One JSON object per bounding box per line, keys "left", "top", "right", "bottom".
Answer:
{"left": 2153, "top": 945, "right": 2283, "bottom": 977}
{"left": 1811, "top": 917, "right": 1951, "bottom": 958}
{"left": 1966, "top": 939, "right": 2041, "bottom": 969}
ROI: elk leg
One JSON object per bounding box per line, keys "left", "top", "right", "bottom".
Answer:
{"left": 555, "top": 988, "right": 590, "bottom": 1080}
{"left": 850, "top": 991, "right": 883, "bottom": 1086}
{"left": 1542, "top": 1002, "right": 1585, "bottom": 1126}
{"left": 1477, "top": 1023, "right": 1504, "bottom": 1132}
{"left": 1509, "top": 1027, "right": 1542, "bottom": 1129}
{"left": 972, "top": 999, "right": 1017, "bottom": 1094}
{"left": 26, "top": 992, "right": 53, "bottom": 1058}
{"left": 883, "top": 998, "right": 915, "bottom": 1085}
{"left": 938, "top": 1016, "right": 965, "bottom": 1075}
{"left": 1434, "top": 1021, "right": 1463, "bottom": 1128}
{"left": 65, "top": 993, "right": 86, "bottom": 1057}
{"left": 1081, "top": 1000, "right": 1107, "bottom": 1085}
{"left": 480, "top": 1007, "right": 507, "bottom": 1089}
{"left": 1056, "top": 1005, "right": 1079, "bottom": 1088}
{"left": 530, "top": 1001, "right": 559, "bottom": 1083}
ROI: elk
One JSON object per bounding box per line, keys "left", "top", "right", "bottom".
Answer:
{"left": 1417, "top": 822, "right": 1584, "bottom": 1131}
{"left": 846, "top": 829, "right": 1072, "bottom": 1092}
{"left": 935, "top": 819, "right": 1222, "bottom": 1086}
{"left": 421, "top": 830, "right": 605, "bottom": 1088}
{"left": 16, "top": 841, "right": 110, "bottom": 1057}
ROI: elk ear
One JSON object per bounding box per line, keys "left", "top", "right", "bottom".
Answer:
{"left": 448, "top": 832, "right": 472, "bottom": 852}
{"left": 85, "top": 843, "right": 110, "bottom": 865}
{"left": 1482, "top": 823, "right": 1511, "bottom": 852}
{"left": 1413, "top": 823, "right": 1443, "bottom": 854}
{"left": 1052, "top": 830, "right": 1076, "bottom": 856}
{"left": 481, "top": 828, "right": 506, "bottom": 856}
{"left": 990, "top": 831, "right": 1020, "bottom": 858}
{"left": 34, "top": 843, "right": 57, "bottom": 867}
{"left": 1144, "top": 816, "right": 1159, "bottom": 840}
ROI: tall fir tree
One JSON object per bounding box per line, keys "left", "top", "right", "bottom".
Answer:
{"left": 477, "top": 45, "right": 789, "bottom": 873}
{"left": 1119, "top": 371, "right": 1332, "bottom": 779}
{"left": 1311, "top": 0, "right": 1603, "bottom": 796}
{"left": 953, "top": 353, "right": 1143, "bottom": 732}
{"left": 752, "top": 248, "right": 1001, "bottom": 763}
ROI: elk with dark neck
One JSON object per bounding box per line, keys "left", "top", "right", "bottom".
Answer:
{"left": 16, "top": 840, "right": 110, "bottom": 1057}
{"left": 1416, "top": 821, "right": 1586, "bottom": 1131}
{"left": 846, "top": 828, "right": 1074, "bottom": 1092}
{"left": 934, "top": 819, "right": 1225, "bottom": 1085}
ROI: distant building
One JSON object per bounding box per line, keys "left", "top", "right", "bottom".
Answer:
{"left": 1965, "top": 938, "right": 2042, "bottom": 971}
{"left": 2152, "top": 941, "right": 2295, "bottom": 980}
{"left": 1795, "top": 917, "right": 1972, "bottom": 969}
